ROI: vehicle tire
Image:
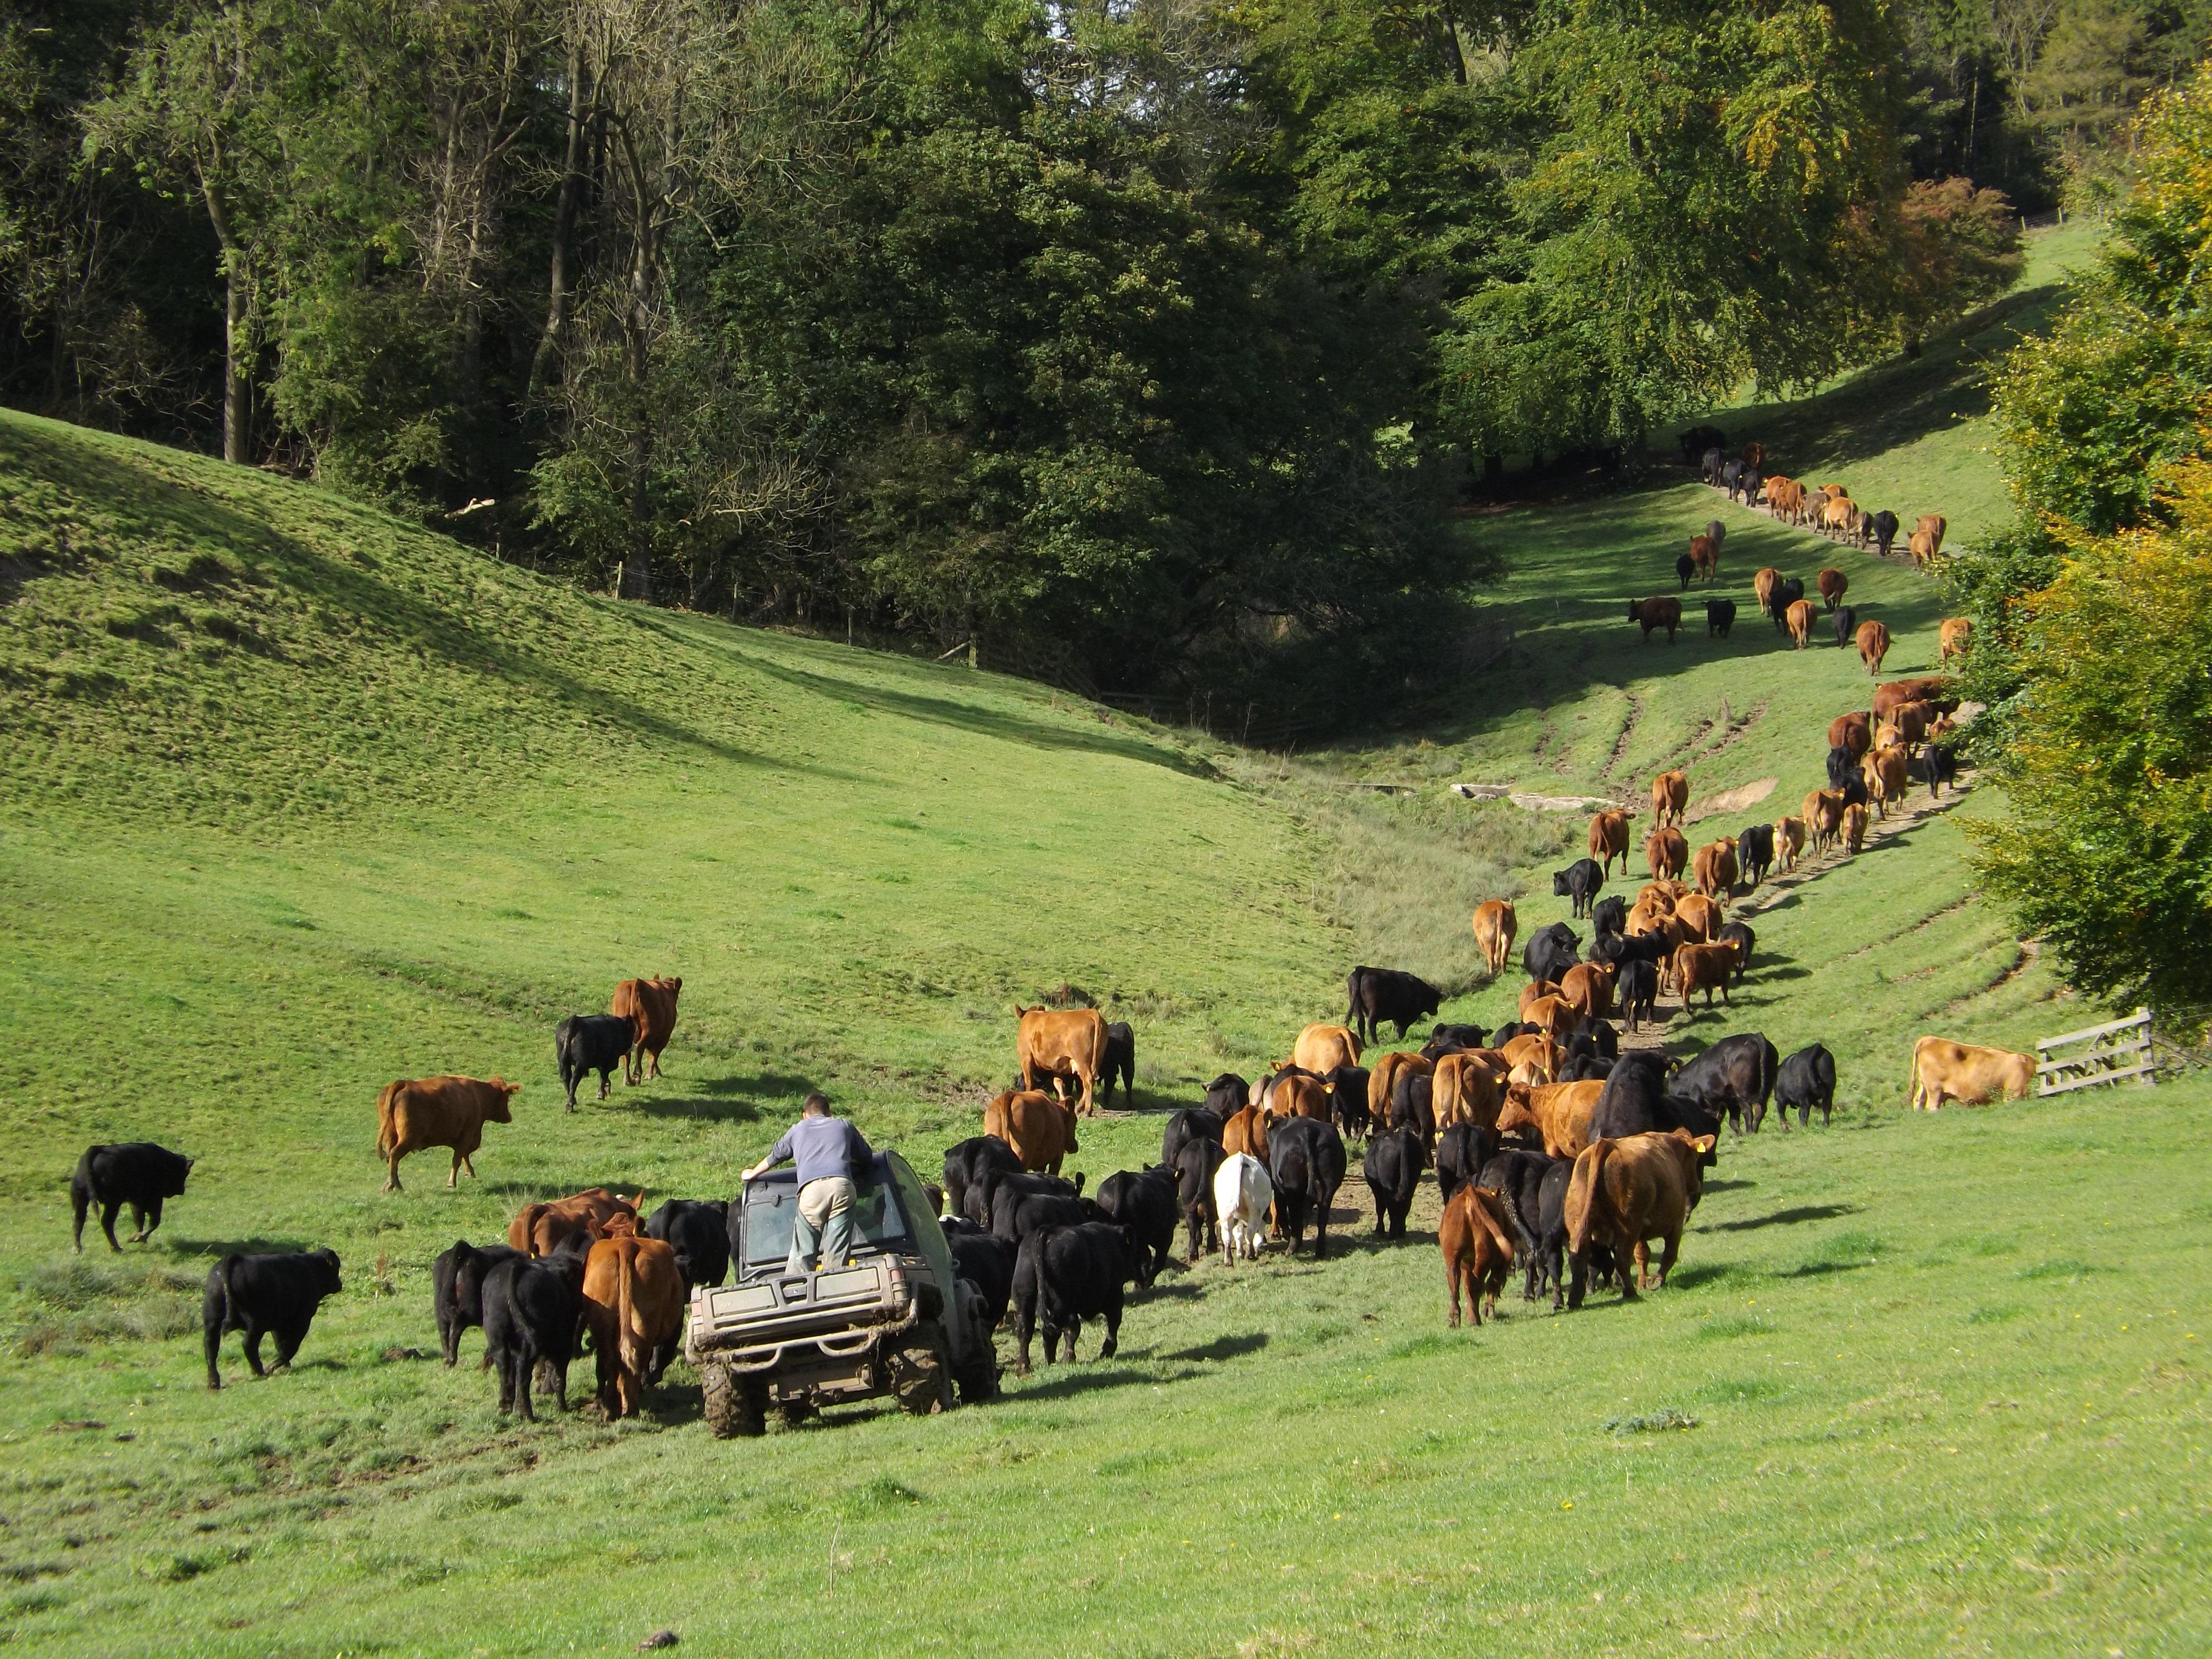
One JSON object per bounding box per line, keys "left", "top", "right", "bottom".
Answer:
{"left": 890, "top": 1321, "right": 951, "bottom": 1417}
{"left": 953, "top": 1346, "right": 999, "bottom": 1406}
{"left": 702, "top": 1363, "right": 767, "bottom": 1439}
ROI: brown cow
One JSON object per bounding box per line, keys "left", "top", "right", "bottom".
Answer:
{"left": 1873, "top": 676, "right": 1955, "bottom": 719}
{"left": 1671, "top": 941, "right": 1735, "bottom": 1008}
{"left": 1624, "top": 900, "right": 1673, "bottom": 939}
{"left": 1842, "top": 801, "right": 1869, "bottom": 854}
{"left": 1517, "top": 979, "right": 1562, "bottom": 1019}
{"left": 1650, "top": 769, "right": 1689, "bottom": 828}
{"left": 1266, "top": 1072, "right": 1332, "bottom": 1123}
{"left": 1637, "top": 879, "right": 1687, "bottom": 908}
{"left": 1630, "top": 596, "right": 1683, "bottom": 643}
{"left": 1774, "top": 814, "right": 1807, "bottom": 871}
{"left": 1645, "top": 826, "right": 1688, "bottom": 882}
{"left": 985, "top": 1088, "right": 1079, "bottom": 1174}
{"left": 1821, "top": 495, "right": 1855, "bottom": 537}
{"left": 376, "top": 1075, "right": 517, "bottom": 1194}
{"left": 1939, "top": 616, "right": 1973, "bottom": 665}
{"left": 1817, "top": 567, "right": 1848, "bottom": 610}
{"left": 1472, "top": 899, "right": 1518, "bottom": 977}
{"left": 1910, "top": 1038, "right": 2036, "bottom": 1109}
{"left": 1915, "top": 514, "right": 1947, "bottom": 558}
{"left": 1802, "top": 788, "right": 1847, "bottom": 856}
{"left": 1689, "top": 534, "right": 1718, "bottom": 581}
{"left": 1672, "top": 892, "right": 1720, "bottom": 943}
{"left": 1367, "top": 1051, "right": 1434, "bottom": 1126}
{"left": 1292, "top": 1023, "right": 1362, "bottom": 1075}
{"left": 1588, "top": 810, "right": 1633, "bottom": 879}
{"left": 1495, "top": 1032, "right": 1557, "bottom": 1084}
{"left": 1855, "top": 619, "right": 1890, "bottom": 676}
{"left": 1742, "top": 441, "right": 1765, "bottom": 468}
{"left": 509, "top": 1188, "right": 640, "bottom": 1258}
{"left": 1441, "top": 1185, "right": 1518, "bottom": 1328}
{"left": 1691, "top": 838, "right": 1739, "bottom": 899}
{"left": 583, "top": 1232, "right": 685, "bottom": 1418}
{"left": 1433, "top": 1054, "right": 1504, "bottom": 1131}
{"left": 610, "top": 976, "right": 682, "bottom": 1085}
{"left": 1767, "top": 477, "right": 1806, "bottom": 524}
{"left": 1829, "top": 710, "right": 1872, "bottom": 759}
{"left": 1222, "top": 1103, "right": 1271, "bottom": 1159}
{"left": 1863, "top": 745, "right": 1909, "bottom": 818}
{"left": 1753, "top": 566, "right": 1781, "bottom": 615}
{"left": 1786, "top": 598, "right": 1815, "bottom": 648}
{"left": 1565, "top": 1129, "right": 1714, "bottom": 1299}
{"left": 1016, "top": 1005, "right": 1110, "bottom": 1116}
{"left": 1885, "top": 701, "right": 1932, "bottom": 754}
{"left": 1907, "top": 529, "right": 1936, "bottom": 570}
{"left": 1819, "top": 482, "right": 1848, "bottom": 500}
{"left": 1558, "top": 961, "right": 1617, "bottom": 1022}
{"left": 1521, "top": 995, "right": 1583, "bottom": 1040}
{"left": 1498, "top": 1080, "right": 1605, "bottom": 1160}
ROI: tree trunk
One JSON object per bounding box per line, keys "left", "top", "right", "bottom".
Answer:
{"left": 529, "top": 40, "right": 589, "bottom": 400}
{"left": 200, "top": 172, "right": 248, "bottom": 465}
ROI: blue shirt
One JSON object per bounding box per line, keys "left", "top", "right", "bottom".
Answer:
{"left": 766, "top": 1115, "right": 872, "bottom": 1186}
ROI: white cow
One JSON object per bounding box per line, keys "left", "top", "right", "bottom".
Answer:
{"left": 1213, "top": 1153, "right": 1273, "bottom": 1265}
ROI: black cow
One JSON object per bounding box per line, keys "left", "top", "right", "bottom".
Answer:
{"left": 1618, "top": 957, "right": 1660, "bottom": 1032}
{"left": 1706, "top": 598, "right": 1736, "bottom": 637}
{"left": 1705, "top": 518, "right": 1727, "bottom": 551}
{"left": 1701, "top": 445, "right": 1726, "bottom": 484}
{"left": 1590, "top": 896, "right": 1627, "bottom": 940}
{"left": 1203, "top": 1072, "right": 1251, "bottom": 1116}
{"left": 1716, "top": 921, "right": 1755, "bottom": 986}
{"left": 1100, "top": 1021, "right": 1136, "bottom": 1108}
{"left": 1776, "top": 1043, "right": 1837, "bottom": 1128}
{"left": 1669, "top": 1033, "right": 1780, "bottom": 1133}
{"left": 202, "top": 1249, "right": 343, "bottom": 1390}
{"left": 555, "top": 1013, "right": 634, "bottom": 1111}
{"left": 1923, "top": 741, "right": 1959, "bottom": 798}
{"left": 972, "top": 1167, "right": 1080, "bottom": 1234}
{"left": 482, "top": 1251, "right": 585, "bottom": 1420}
{"left": 1872, "top": 510, "right": 1898, "bottom": 559}
{"left": 1832, "top": 604, "right": 1857, "bottom": 648}
{"left": 950, "top": 1231, "right": 1019, "bottom": 1331}
{"left": 1826, "top": 744, "right": 1861, "bottom": 791}
{"left": 1682, "top": 426, "right": 1729, "bottom": 466}
{"left": 1175, "top": 1138, "right": 1227, "bottom": 1263}
{"left": 70, "top": 1142, "right": 192, "bottom": 1253}
{"left": 1559, "top": 1052, "right": 1615, "bottom": 1082}
{"left": 1267, "top": 1118, "right": 1347, "bottom": 1260}
{"left": 1589, "top": 1020, "right": 1620, "bottom": 1059}
{"left": 432, "top": 1240, "right": 524, "bottom": 1367}
{"left": 645, "top": 1199, "right": 730, "bottom": 1296}
{"left": 1477, "top": 1149, "right": 1563, "bottom": 1307}
{"left": 1589, "top": 1052, "right": 1722, "bottom": 1165}
{"left": 1390, "top": 1071, "right": 1437, "bottom": 1157}
{"left": 1677, "top": 552, "right": 1696, "bottom": 590}
{"left": 1553, "top": 858, "right": 1605, "bottom": 920}
{"left": 1489, "top": 1020, "right": 1527, "bottom": 1046}
{"left": 1095, "top": 1168, "right": 1179, "bottom": 1284}
{"left": 1362, "top": 1127, "right": 1425, "bottom": 1239}
{"left": 992, "top": 1186, "right": 1097, "bottom": 1245}
{"left": 1345, "top": 966, "right": 1443, "bottom": 1044}
{"left": 1767, "top": 578, "right": 1800, "bottom": 629}
{"left": 944, "top": 1135, "right": 1023, "bottom": 1226}
{"left": 1522, "top": 922, "right": 1580, "bottom": 986}
{"left": 1737, "top": 822, "right": 1775, "bottom": 886}
{"left": 1161, "top": 1108, "right": 1224, "bottom": 1173}
{"left": 1429, "top": 1022, "right": 1488, "bottom": 1052}
{"left": 1436, "top": 1123, "right": 1499, "bottom": 1206}
{"left": 1012, "top": 1222, "right": 1142, "bottom": 1374}
{"left": 1326, "top": 1066, "right": 1372, "bottom": 1141}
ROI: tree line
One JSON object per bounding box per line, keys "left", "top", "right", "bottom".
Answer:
{"left": 2, "top": 0, "right": 2194, "bottom": 714}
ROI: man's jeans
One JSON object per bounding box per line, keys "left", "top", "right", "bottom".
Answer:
{"left": 786, "top": 1176, "right": 856, "bottom": 1275}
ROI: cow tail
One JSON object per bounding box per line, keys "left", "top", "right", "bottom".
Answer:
{"left": 1344, "top": 970, "right": 1360, "bottom": 1032}
{"left": 1473, "top": 1191, "right": 1517, "bottom": 1262}
{"left": 76, "top": 1146, "right": 107, "bottom": 1207}
{"left": 219, "top": 1254, "right": 241, "bottom": 1329}
{"left": 375, "top": 1081, "right": 400, "bottom": 1159}
{"left": 1493, "top": 1179, "right": 1532, "bottom": 1257}
{"left": 1567, "top": 1140, "right": 1612, "bottom": 1258}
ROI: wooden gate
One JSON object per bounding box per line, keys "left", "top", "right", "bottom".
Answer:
{"left": 2036, "top": 1007, "right": 2154, "bottom": 1096}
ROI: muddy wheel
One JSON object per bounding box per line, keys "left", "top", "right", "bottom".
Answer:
{"left": 701, "top": 1363, "right": 766, "bottom": 1439}
{"left": 776, "top": 1400, "right": 815, "bottom": 1430}
{"left": 891, "top": 1321, "right": 951, "bottom": 1416}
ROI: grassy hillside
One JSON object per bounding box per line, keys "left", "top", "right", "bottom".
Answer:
{"left": 3, "top": 257, "right": 2202, "bottom": 1659}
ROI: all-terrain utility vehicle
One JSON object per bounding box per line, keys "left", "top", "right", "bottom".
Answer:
{"left": 687, "top": 1150, "right": 996, "bottom": 1437}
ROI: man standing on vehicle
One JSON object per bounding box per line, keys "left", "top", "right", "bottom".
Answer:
{"left": 741, "top": 1091, "right": 873, "bottom": 1276}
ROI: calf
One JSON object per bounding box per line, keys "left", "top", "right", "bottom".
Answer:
{"left": 1095, "top": 1167, "right": 1180, "bottom": 1284}
{"left": 1213, "top": 1153, "right": 1273, "bottom": 1264}
{"left": 951, "top": 1230, "right": 1019, "bottom": 1331}
{"left": 1012, "top": 1222, "right": 1142, "bottom": 1373}
{"left": 482, "top": 1251, "right": 586, "bottom": 1420}
{"left": 1363, "top": 1127, "right": 1426, "bottom": 1239}
{"left": 644, "top": 1198, "right": 730, "bottom": 1296}
{"left": 433, "top": 1240, "right": 524, "bottom": 1366}
{"left": 1832, "top": 603, "right": 1857, "bottom": 648}
{"left": 1677, "top": 551, "right": 1696, "bottom": 590}
{"left": 555, "top": 1013, "right": 634, "bottom": 1110}
{"left": 70, "top": 1142, "right": 192, "bottom": 1253}
{"left": 1346, "top": 967, "right": 1443, "bottom": 1044}
{"left": 1268, "top": 1118, "right": 1347, "bottom": 1259}
{"left": 1668, "top": 1032, "right": 1780, "bottom": 1133}
{"left": 1553, "top": 858, "right": 1606, "bottom": 920}
{"left": 1440, "top": 1186, "right": 1517, "bottom": 1327}
{"left": 1617, "top": 957, "right": 1659, "bottom": 1032}
{"left": 203, "top": 1249, "right": 343, "bottom": 1390}
{"left": 1775, "top": 1043, "right": 1837, "bottom": 1127}
{"left": 945, "top": 1135, "right": 1023, "bottom": 1225}
{"left": 1706, "top": 598, "right": 1736, "bottom": 637}
{"left": 1566, "top": 1130, "right": 1713, "bottom": 1306}
{"left": 1922, "top": 740, "right": 1959, "bottom": 798}
{"left": 1175, "top": 1138, "right": 1227, "bottom": 1263}
{"left": 1436, "top": 1122, "right": 1500, "bottom": 1206}
{"left": 1099, "top": 1021, "right": 1137, "bottom": 1107}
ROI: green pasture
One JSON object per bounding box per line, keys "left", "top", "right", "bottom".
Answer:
{"left": 2, "top": 229, "right": 2201, "bottom": 1656}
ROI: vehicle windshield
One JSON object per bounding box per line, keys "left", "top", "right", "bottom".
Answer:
{"left": 740, "top": 1163, "right": 909, "bottom": 1274}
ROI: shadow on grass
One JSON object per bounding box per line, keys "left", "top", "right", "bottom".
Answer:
{"left": 166, "top": 1237, "right": 312, "bottom": 1259}
{"left": 1704, "top": 1203, "right": 1860, "bottom": 1233}
{"left": 1011, "top": 1363, "right": 1205, "bottom": 1400}
{"left": 1777, "top": 1259, "right": 1875, "bottom": 1279}
{"left": 1162, "top": 1331, "right": 1268, "bottom": 1362}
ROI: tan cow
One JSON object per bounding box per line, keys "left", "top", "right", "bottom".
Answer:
{"left": 984, "top": 1088, "right": 1079, "bottom": 1174}
{"left": 1863, "top": 745, "right": 1909, "bottom": 818}
{"left": 1016, "top": 1005, "right": 1110, "bottom": 1116}
{"left": 1753, "top": 566, "right": 1781, "bottom": 615}
{"left": 1786, "top": 598, "right": 1815, "bottom": 648}
{"left": 1637, "top": 880, "right": 1687, "bottom": 908}
{"left": 1588, "top": 810, "right": 1633, "bottom": 879}
{"left": 1691, "top": 838, "right": 1739, "bottom": 899}
{"left": 1908, "top": 529, "right": 1936, "bottom": 570}
{"left": 1672, "top": 892, "right": 1721, "bottom": 943}
{"left": 1521, "top": 995, "right": 1583, "bottom": 1040}
{"left": 1842, "top": 801, "right": 1869, "bottom": 854}
{"left": 1433, "top": 1054, "right": 1504, "bottom": 1131}
{"left": 583, "top": 1232, "right": 685, "bottom": 1419}
{"left": 1517, "top": 979, "right": 1561, "bottom": 1019}
{"left": 1368, "top": 1051, "right": 1434, "bottom": 1126}
{"left": 1671, "top": 941, "right": 1736, "bottom": 1008}
{"left": 611, "top": 976, "right": 682, "bottom": 1084}
{"left": 1222, "top": 1103, "right": 1271, "bottom": 1159}
{"left": 1802, "top": 788, "right": 1847, "bottom": 855}
{"left": 1910, "top": 1038, "right": 2036, "bottom": 1110}
{"left": 1939, "top": 616, "right": 1973, "bottom": 665}
{"left": 1565, "top": 1129, "right": 1714, "bottom": 1300}
{"left": 509, "top": 1187, "right": 639, "bottom": 1258}
{"left": 1650, "top": 769, "right": 1689, "bottom": 828}
{"left": 1558, "top": 962, "right": 1616, "bottom": 1022}
{"left": 1855, "top": 619, "right": 1890, "bottom": 676}
{"left": 1821, "top": 494, "right": 1856, "bottom": 537}
{"left": 1495, "top": 1032, "right": 1557, "bottom": 1084}
{"left": 1292, "top": 1023, "right": 1362, "bottom": 1075}
{"left": 1441, "top": 1185, "right": 1518, "bottom": 1328}
{"left": 1774, "top": 814, "right": 1807, "bottom": 871}
{"left": 1265, "top": 1072, "right": 1331, "bottom": 1123}
{"left": 1472, "top": 899, "right": 1518, "bottom": 977}
{"left": 1874, "top": 675, "right": 1954, "bottom": 719}
{"left": 1646, "top": 826, "right": 1688, "bottom": 882}
{"left": 1498, "top": 1080, "right": 1606, "bottom": 1160}
{"left": 376, "top": 1075, "right": 517, "bottom": 1194}
{"left": 1915, "top": 514, "right": 1947, "bottom": 558}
